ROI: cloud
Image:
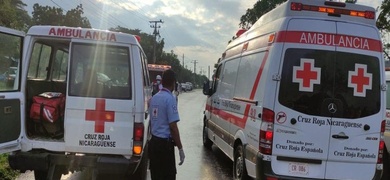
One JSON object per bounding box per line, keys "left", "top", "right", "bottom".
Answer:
{"left": 22, "top": 0, "right": 382, "bottom": 77}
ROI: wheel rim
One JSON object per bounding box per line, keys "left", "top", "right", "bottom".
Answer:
{"left": 235, "top": 154, "right": 243, "bottom": 178}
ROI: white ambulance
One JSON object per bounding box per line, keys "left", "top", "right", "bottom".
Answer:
{"left": 0, "top": 25, "right": 151, "bottom": 179}
{"left": 202, "top": 0, "right": 385, "bottom": 179}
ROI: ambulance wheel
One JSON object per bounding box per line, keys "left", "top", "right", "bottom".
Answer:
{"left": 203, "top": 122, "right": 212, "bottom": 149}
{"left": 233, "top": 144, "right": 249, "bottom": 180}
{"left": 382, "top": 147, "right": 390, "bottom": 180}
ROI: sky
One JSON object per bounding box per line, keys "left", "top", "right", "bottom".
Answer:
{"left": 23, "top": 0, "right": 383, "bottom": 78}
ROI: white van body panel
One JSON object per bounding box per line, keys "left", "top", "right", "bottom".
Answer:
{"left": 0, "top": 27, "right": 25, "bottom": 154}
{"left": 203, "top": 1, "right": 384, "bottom": 179}
{"left": 64, "top": 97, "right": 134, "bottom": 155}
{"left": 0, "top": 25, "right": 151, "bottom": 178}
{"left": 272, "top": 19, "right": 336, "bottom": 179}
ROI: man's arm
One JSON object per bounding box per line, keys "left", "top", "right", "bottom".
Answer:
{"left": 169, "top": 122, "right": 182, "bottom": 150}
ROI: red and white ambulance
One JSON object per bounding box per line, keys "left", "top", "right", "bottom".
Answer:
{"left": 147, "top": 64, "right": 171, "bottom": 82}
{"left": 0, "top": 25, "right": 151, "bottom": 179}
{"left": 203, "top": 0, "right": 385, "bottom": 179}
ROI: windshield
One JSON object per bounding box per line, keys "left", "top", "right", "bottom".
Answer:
{"left": 69, "top": 43, "right": 131, "bottom": 99}
{"left": 279, "top": 48, "right": 380, "bottom": 118}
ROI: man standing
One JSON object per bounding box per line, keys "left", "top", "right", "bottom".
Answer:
{"left": 148, "top": 69, "right": 185, "bottom": 180}
{"left": 152, "top": 75, "right": 163, "bottom": 96}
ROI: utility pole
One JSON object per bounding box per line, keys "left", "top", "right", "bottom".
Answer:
{"left": 191, "top": 60, "right": 198, "bottom": 74}
{"left": 149, "top": 19, "right": 163, "bottom": 64}
{"left": 208, "top": 66, "right": 210, "bottom": 80}
{"left": 191, "top": 60, "right": 198, "bottom": 84}
{"left": 182, "top": 54, "right": 184, "bottom": 67}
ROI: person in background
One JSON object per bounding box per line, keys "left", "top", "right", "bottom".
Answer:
{"left": 152, "top": 75, "right": 163, "bottom": 96}
{"left": 148, "top": 69, "right": 185, "bottom": 180}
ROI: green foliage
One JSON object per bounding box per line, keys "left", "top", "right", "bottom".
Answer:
{"left": 0, "top": 0, "right": 30, "bottom": 31}
{"left": 377, "top": 0, "right": 390, "bottom": 60}
{"left": 0, "top": 154, "right": 19, "bottom": 180}
{"left": 32, "top": 3, "right": 91, "bottom": 28}
{"left": 109, "top": 26, "right": 164, "bottom": 63}
{"left": 377, "top": 0, "right": 390, "bottom": 32}
{"left": 239, "top": 0, "right": 287, "bottom": 29}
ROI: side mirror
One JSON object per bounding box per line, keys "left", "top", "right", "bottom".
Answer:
{"left": 202, "top": 81, "right": 210, "bottom": 95}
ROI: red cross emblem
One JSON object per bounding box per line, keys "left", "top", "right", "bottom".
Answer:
{"left": 85, "top": 99, "right": 115, "bottom": 133}
{"left": 152, "top": 108, "right": 158, "bottom": 118}
{"left": 348, "top": 64, "right": 372, "bottom": 97}
{"left": 292, "top": 58, "right": 321, "bottom": 92}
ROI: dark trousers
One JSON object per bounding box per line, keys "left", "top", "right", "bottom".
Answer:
{"left": 149, "top": 135, "right": 176, "bottom": 180}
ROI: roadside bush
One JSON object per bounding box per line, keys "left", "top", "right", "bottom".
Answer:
{"left": 0, "top": 154, "right": 19, "bottom": 180}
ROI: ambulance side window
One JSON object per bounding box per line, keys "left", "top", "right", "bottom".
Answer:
{"left": 234, "top": 52, "right": 265, "bottom": 99}
{"left": 218, "top": 59, "right": 239, "bottom": 99}
{"left": 140, "top": 51, "right": 150, "bottom": 86}
{"left": 0, "top": 32, "right": 22, "bottom": 91}
{"left": 212, "top": 64, "right": 223, "bottom": 94}
{"left": 51, "top": 50, "right": 68, "bottom": 81}
{"left": 28, "top": 43, "right": 52, "bottom": 80}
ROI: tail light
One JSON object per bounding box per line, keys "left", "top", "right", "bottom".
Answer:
{"left": 266, "top": 176, "right": 279, "bottom": 180}
{"left": 260, "top": 108, "right": 274, "bottom": 155}
{"left": 377, "top": 120, "right": 385, "bottom": 164}
{"left": 133, "top": 123, "right": 144, "bottom": 155}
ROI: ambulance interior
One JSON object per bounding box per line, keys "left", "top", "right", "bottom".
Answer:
{"left": 26, "top": 38, "right": 70, "bottom": 140}
{"left": 25, "top": 38, "right": 132, "bottom": 140}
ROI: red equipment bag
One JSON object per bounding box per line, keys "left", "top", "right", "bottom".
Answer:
{"left": 30, "top": 92, "right": 65, "bottom": 123}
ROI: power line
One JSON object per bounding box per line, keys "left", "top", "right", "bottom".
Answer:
{"left": 111, "top": 0, "right": 150, "bottom": 23}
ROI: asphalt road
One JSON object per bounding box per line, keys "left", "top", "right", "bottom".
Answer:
{"left": 16, "top": 89, "right": 234, "bottom": 180}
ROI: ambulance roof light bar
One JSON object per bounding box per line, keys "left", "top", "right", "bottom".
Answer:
{"left": 290, "top": 2, "right": 375, "bottom": 19}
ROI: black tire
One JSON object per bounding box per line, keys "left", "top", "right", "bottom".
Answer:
{"left": 203, "top": 122, "right": 212, "bottom": 149}
{"left": 382, "top": 147, "right": 390, "bottom": 180}
{"left": 233, "top": 144, "right": 249, "bottom": 180}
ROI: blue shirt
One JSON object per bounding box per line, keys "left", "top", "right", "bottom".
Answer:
{"left": 149, "top": 88, "right": 180, "bottom": 138}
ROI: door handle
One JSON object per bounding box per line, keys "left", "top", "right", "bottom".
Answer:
{"left": 332, "top": 134, "right": 349, "bottom": 139}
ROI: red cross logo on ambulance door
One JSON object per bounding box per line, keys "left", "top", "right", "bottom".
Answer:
{"left": 293, "top": 58, "right": 321, "bottom": 92}
{"left": 85, "top": 99, "right": 115, "bottom": 133}
{"left": 348, "top": 64, "right": 372, "bottom": 97}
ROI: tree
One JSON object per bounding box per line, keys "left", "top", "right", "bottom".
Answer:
{"left": 63, "top": 4, "right": 91, "bottom": 28}
{"left": 239, "top": 0, "right": 287, "bottom": 29}
{"left": 110, "top": 26, "right": 164, "bottom": 63}
{"left": 0, "top": 0, "right": 30, "bottom": 31}
{"left": 377, "top": 0, "right": 390, "bottom": 60}
{"left": 377, "top": 0, "right": 390, "bottom": 32}
{"left": 31, "top": 3, "right": 91, "bottom": 28}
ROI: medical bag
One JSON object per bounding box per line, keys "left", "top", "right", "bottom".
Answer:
{"left": 29, "top": 92, "right": 65, "bottom": 136}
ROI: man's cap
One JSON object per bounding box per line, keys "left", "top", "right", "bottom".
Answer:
{"left": 156, "top": 75, "right": 162, "bottom": 80}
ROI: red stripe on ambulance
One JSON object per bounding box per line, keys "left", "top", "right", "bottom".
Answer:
{"left": 276, "top": 31, "right": 382, "bottom": 52}
{"left": 209, "top": 48, "right": 271, "bottom": 129}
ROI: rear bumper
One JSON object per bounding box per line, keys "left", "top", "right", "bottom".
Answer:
{"left": 8, "top": 151, "right": 141, "bottom": 174}
{"left": 256, "top": 152, "right": 382, "bottom": 180}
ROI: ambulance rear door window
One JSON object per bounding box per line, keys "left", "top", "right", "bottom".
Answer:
{"left": 279, "top": 49, "right": 335, "bottom": 117}
{"left": 279, "top": 48, "right": 380, "bottom": 119}
{"left": 333, "top": 51, "right": 380, "bottom": 118}
{"left": 69, "top": 43, "right": 131, "bottom": 99}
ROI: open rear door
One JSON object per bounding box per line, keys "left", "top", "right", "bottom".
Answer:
{"left": 0, "top": 26, "right": 24, "bottom": 154}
